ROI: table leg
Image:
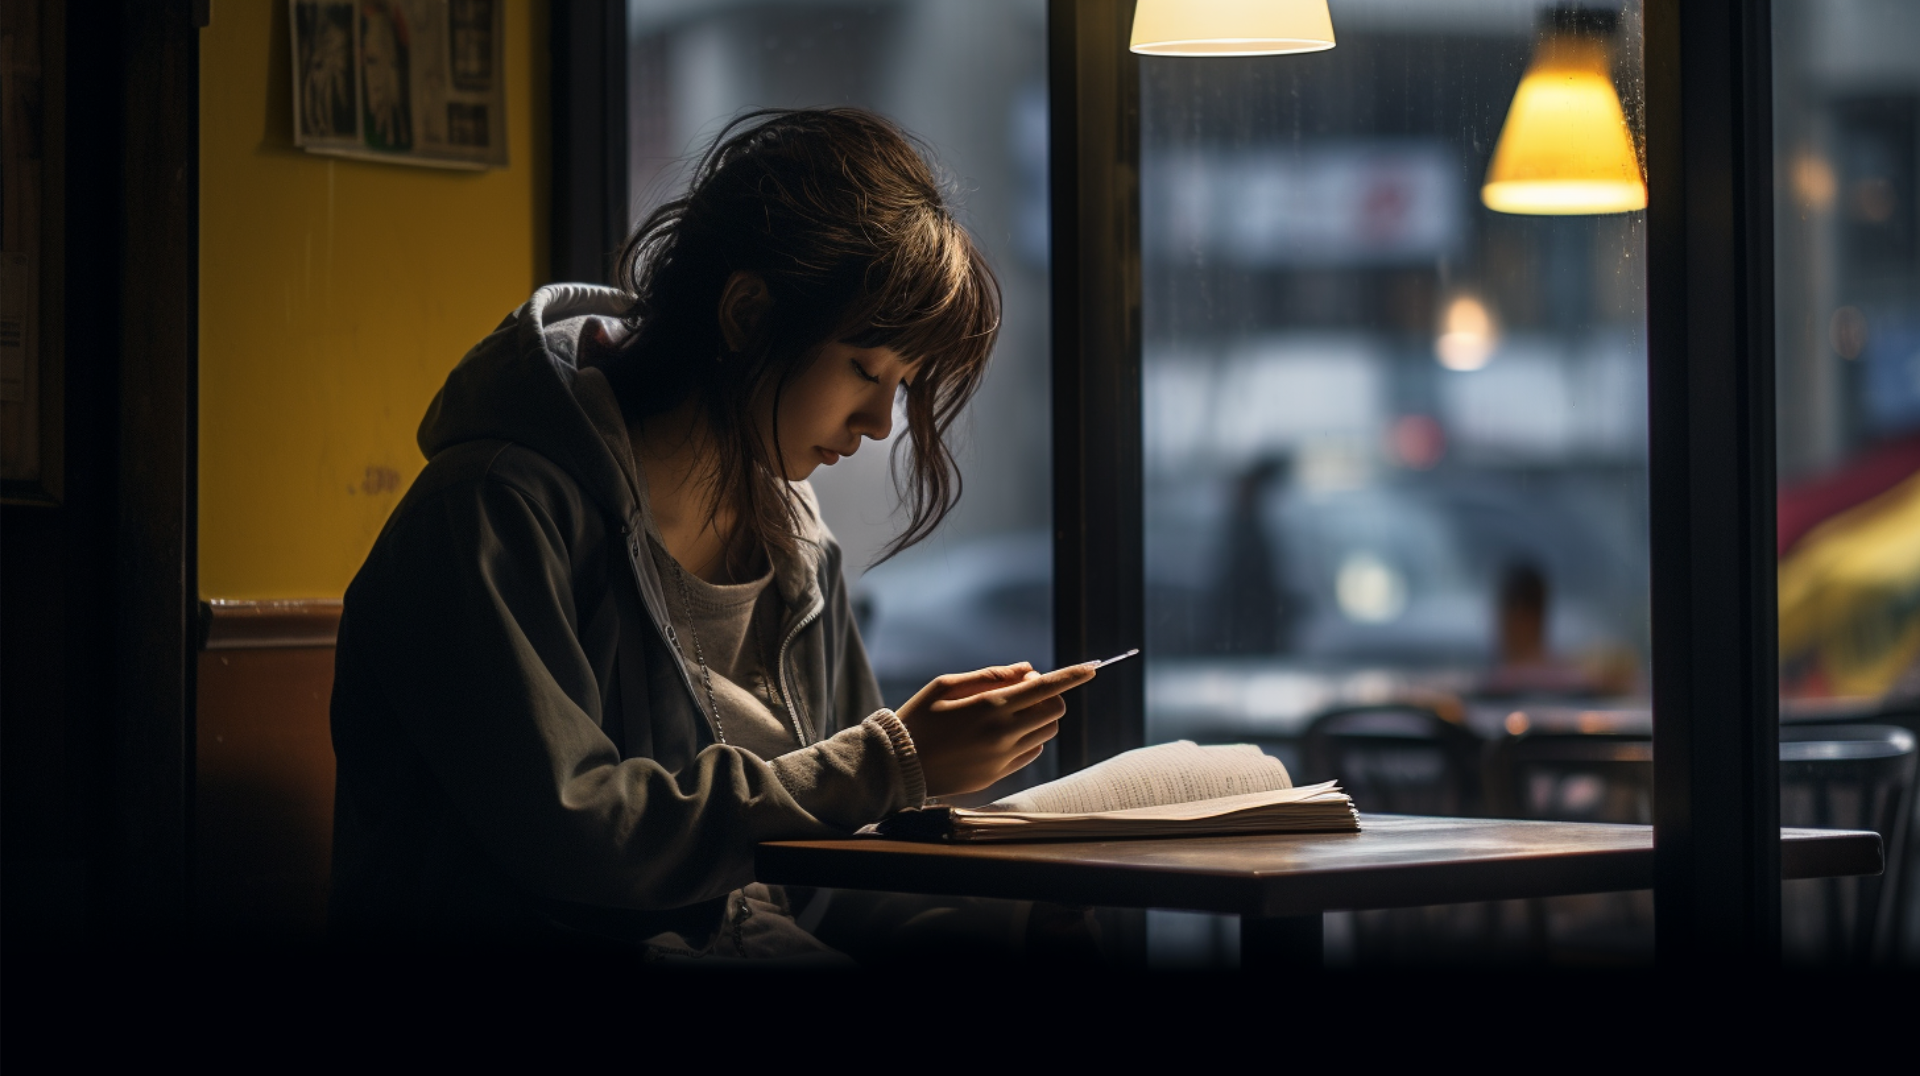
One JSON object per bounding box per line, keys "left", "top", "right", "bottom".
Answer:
{"left": 1240, "top": 913, "right": 1324, "bottom": 970}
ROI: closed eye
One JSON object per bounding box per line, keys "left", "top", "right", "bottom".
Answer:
{"left": 851, "top": 358, "right": 881, "bottom": 384}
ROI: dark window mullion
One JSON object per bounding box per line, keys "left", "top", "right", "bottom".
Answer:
{"left": 1645, "top": 0, "right": 1782, "bottom": 963}
{"left": 1049, "top": 0, "right": 1145, "bottom": 772}
{"left": 551, "top": 0, "right": 629, "bottom": 286}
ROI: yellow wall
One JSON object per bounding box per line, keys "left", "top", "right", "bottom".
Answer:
{"left": 198, "top": 0, "right": 547, "bottom": 599}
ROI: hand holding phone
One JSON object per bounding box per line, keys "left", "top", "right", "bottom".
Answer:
{"left": 893, "top": 650, "right": 1140, "bottom": 796}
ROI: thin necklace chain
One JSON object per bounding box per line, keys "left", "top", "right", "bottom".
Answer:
{"left": 665, "top": 543, "right": 802, "bottom": 749}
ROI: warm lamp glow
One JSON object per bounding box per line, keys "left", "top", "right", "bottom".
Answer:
{"left": 1790, "top": 151, "right": 1837, "bottom": 211}
{"left": 1482, "top": 20, "right": 1646, "bottom": 215}
{"left": 1130, "top": 0, "right": 1336, "bottom": 57}
{"left": 1436, "top": 295, "right": 1498, "bottom": 371}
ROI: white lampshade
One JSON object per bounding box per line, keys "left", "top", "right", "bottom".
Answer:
{"left": 1130, "top": 0, "right": 1336, "bottom": 57}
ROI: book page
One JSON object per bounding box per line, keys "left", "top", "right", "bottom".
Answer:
{"left": 964, "top": 781, "right": 1343, "bottom": 823}
{"left": 978, "top": 741, "right": 1292, "bottom": 815}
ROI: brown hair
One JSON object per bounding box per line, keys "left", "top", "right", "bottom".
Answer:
{"left": 601, "top": 107, "right": 1001, "bottom": 567}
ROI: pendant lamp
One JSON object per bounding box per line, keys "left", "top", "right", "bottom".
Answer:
{"left": 1482, "top": 6, "right": 1645, "bottom": 215}
{"left": 1130, "top": 0, "right": 1336, "bottom": 57}
{"left": 1435, "top": 294, "right": 1499, "bottom": 371}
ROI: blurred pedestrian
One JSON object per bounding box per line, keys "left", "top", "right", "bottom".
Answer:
{"left": 1482, "top": 559, "right": 1598, "bottom": 696}
{"left": 1212, "top": 454, "right": 1295, "bottom": 655}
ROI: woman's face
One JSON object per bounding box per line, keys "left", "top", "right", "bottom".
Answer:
{"left": 761, "top": 342, "right": 920, "bottom": 481}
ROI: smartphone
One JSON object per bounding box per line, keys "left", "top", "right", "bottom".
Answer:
{"left": 1050, "top": 648, "right": 1139, "bottom": 676}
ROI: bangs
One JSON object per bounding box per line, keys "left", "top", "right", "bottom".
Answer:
{"left": 837, "top": 216, "right": 1000, "bottom": 394}
{"left": 829, "top": 212, "right": 1000, "bottom": 562}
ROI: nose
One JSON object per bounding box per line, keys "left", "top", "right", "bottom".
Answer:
{"left": 850, "top": 386, "right": 895, "bottom": 442}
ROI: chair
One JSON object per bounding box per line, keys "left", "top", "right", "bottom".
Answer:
{"left": 1784, "top": 703, "right": 1920, "bottom": 964}
{"left": 1474, "top": 723, "right": 1916, "bottom": 965}
{"left": 1871, "top": 703, "right": 1920, "bottom": 964}
{"left": 1299, "top": 704, "right": 1485, "bottom": 817}
{"left": 1484, "top": 732, "right": 1655, "bottom": 963}
{"left": 1778, "top": 723, "right": 1917, "bottom": 965}
{"left": 1300, "top": 705, "right": 1496, "bottom": 963}
{"left": 1484, "top": 732, "right": 1653, "bottom": 824}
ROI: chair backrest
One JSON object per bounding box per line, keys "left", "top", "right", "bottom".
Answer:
{"left": 1868, "top": 703, "right": 1920, "bottom": 964}
{"left": 1778, "top": 723, "right": 1916, "bottom": 829}
{"left": 1478, "top": 720, "right": 1916, "bottom": 962}
{"left": 1484, "top": 732, "right": 1653, "bottom": 824}
{"left": 1777, "top": 723, "right": 1917, "bottom": 965}
{"left": 1299, "top": 704, "right": 1484, "bottom": 816}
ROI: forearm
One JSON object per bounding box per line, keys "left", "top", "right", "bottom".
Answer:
{"left": 470, "top": 712, "right": 924, "bottom": 912}
{"left": 770, "top": 710, "right": 926, "bottom": 829}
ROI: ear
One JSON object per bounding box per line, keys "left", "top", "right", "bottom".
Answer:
{"left": 717, "top": 271, "right": 771, "bottom": 353}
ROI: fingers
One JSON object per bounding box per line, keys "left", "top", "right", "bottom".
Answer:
{"left": 1020, "top": 695, "right": 1068, "bottom": 730}
{"left": 933, "top": 688, "right": 1067, "bottom": 733}
{"left": 975, "top": 663, "right": 1095, "bottom": 712}
{"left": 930, "top": 662, "right": 1035, "bottom": 702}
{"left": 996, "top": 742, "right": 1048, "bottom": 783}
{"left": 1011, "top": 715, "right": 1061, "bottom": 754}
{"left": 905, "top": 663, "right": 1029, "bottom": 712}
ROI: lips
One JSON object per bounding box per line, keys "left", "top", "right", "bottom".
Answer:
{"left": 814, "top": 441, "right": 860, "bottom": 467}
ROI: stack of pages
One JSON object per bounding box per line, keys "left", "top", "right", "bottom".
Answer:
{"left": 874, "top": 741, "right": 1361, "bottom": 843}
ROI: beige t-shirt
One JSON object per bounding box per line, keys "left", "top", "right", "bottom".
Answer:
{"left": 648, "top": 536, "right": 803, "bottom": 760}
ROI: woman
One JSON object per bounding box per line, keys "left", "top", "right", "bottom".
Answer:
{"left": 327, "top": 108, "right": 1092, "bottom": 958}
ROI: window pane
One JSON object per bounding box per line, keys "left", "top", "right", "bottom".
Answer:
{"left": 1137, "top": 0, "right": 1654, "bottom": 969}
{"left": 1772, "top": 0, "right": 1920, "bottom": 967}
{"left": 629, "top": 0, "right": 1053, "bottom": 708}
{"left": 1773, "top": 0, "right": 1920, "bottom": 711}
{"left": 1141, "top": 1, "right": 1651, "bottom": 762}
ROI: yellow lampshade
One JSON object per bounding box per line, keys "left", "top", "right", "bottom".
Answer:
{"left": 1130, "top": 0, "right": 1336, "bottom": 57}
{"left": 1482, "top": 29, "right": 1646, "bottom": 215}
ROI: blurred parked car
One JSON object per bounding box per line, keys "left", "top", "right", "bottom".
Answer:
{"left": 857, "top": 530, "right": 1055, "bottom": 707}
{"left": 856, "top": 473, "right": 1644, "bottom": 722}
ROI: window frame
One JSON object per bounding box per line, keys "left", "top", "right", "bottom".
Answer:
{"left": 1045, "top": 0, "right": 1785, "bottom": 960}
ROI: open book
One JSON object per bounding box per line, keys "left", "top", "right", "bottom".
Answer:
{"left": 873, "top": 741, "right": 1360, "bottom": 842}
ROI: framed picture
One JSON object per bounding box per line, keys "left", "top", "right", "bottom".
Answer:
{"left": 290, "top": 0, "right": 507, "bottom": 171}
{"left": 2, "top": 0, "right": 63, "bottom": 506}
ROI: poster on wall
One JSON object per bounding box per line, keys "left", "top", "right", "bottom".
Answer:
{"left": 290, "top": 0, "right": 507, "bottom": 170}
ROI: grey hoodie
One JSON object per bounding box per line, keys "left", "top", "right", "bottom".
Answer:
{"left": 328, "top": 284, "right": 925, "bottom": 946}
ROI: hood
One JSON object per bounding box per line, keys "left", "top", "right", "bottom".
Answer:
{"left": 419, "top": 284, "right": 830, "bottom": 610}
{"left": 421, "top": 284, "right": 643, "bottom": 524}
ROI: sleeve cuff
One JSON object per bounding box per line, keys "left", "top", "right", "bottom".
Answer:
{"left": 863, "top": 709, "right": 927, "bottom": 809}
{"left": 767, "top": 709, "right": 928, "bottom": 830}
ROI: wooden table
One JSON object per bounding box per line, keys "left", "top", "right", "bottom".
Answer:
{"left": 758, "top": 815, "right": 1884, "bottom": 966}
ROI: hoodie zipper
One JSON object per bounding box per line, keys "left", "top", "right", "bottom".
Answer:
{"left": 628, "top": 520, "right": 826, "bottom": 750}
{"left": 775, "top": 596, "right": 825, "bottom": 747}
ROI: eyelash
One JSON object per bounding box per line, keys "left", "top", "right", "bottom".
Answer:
{"left": 853, "top": 359, "right": 915, "bottom": 392}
